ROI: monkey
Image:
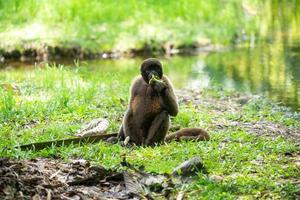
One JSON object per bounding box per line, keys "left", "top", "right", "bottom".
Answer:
{"left": 118, "top": 58, "right": 209, "bottom": 146}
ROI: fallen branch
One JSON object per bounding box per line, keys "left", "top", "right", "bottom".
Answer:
{"left": 16, "top": 133, "right": 118, "bottom": 151}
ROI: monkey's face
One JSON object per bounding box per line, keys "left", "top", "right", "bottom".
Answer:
{"left": 140, "top": 58, "right": 163, "bottom": 83}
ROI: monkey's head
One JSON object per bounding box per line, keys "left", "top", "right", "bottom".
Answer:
{"left": 140, "top": 58, "right": 163, "bottom": 83}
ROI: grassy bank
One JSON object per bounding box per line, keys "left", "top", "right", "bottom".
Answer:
{"left": 0, "top": 63, "right": 299, "bottom": 198}
{"left": 0, "top": 0, "right": 299, "bottom": 57}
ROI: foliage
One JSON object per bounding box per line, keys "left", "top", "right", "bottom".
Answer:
{"left": 0, "top": 0, "right": 299, "bottom": 51}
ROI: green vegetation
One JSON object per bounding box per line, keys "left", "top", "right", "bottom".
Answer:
{"left": 1, "top": 62, "right": 299, "bottom": 199}
{"left": 0, "top": 0, "right": 299, "bottom": 198}
{"left": 0, "top": 0, "right": 299, "bottom": 52}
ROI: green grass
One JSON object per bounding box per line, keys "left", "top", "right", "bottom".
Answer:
{"left": 0, "top": 0, "right": 299, "bottom": 52}
{"left": 0, "top": 62, "right": 299, "bottom": 199}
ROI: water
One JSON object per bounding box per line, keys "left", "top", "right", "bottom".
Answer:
{"left": 1, "top": 41, "right": 300, "bottom": 111}
{"left": 203, "top": 45, "right": 300, "bottom": 111}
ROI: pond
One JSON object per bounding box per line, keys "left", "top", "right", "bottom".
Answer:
{"left": 1, "top": 43, "right": 299, "bottom": 112}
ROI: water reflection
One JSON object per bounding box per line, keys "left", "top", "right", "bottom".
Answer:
{"left": 203, "top": 44, "right": 300, "bottom": 111}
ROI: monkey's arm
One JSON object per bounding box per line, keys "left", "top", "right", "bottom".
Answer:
{"left": 118, "top": 77, "right": 141, "bottom": 140}
{"left": 158, "top": 76, "right": 179, "bottom": 116}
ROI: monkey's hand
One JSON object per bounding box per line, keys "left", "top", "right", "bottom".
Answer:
{"left": 149, "top": 75, "right": 167, "bottom": 93}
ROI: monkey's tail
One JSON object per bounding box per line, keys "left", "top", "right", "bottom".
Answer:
{"left": 165, "top": 128, "right": 210, "bottom": 142}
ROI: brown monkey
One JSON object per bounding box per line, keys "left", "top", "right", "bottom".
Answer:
{"left": 118, "top": 58, "right": 209, "bottom": 145}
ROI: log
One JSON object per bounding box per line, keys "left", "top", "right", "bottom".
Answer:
{"left": 16, "top": 133, "right": 118, "bottom": 151}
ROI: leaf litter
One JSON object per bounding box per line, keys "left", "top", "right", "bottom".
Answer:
{"left": 0, "top": 156, "right": 205, "bottom": 199}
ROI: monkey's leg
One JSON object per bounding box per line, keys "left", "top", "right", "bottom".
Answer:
{"left": 145, "top": 111, "right": 170, "bottom": 145}
{"left": 122, "top": 112, "right": 145, "bottom": 145}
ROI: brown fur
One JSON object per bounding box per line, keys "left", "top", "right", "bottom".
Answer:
{"left": 118, "top": 58, "right": 209, "bottom": 145}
